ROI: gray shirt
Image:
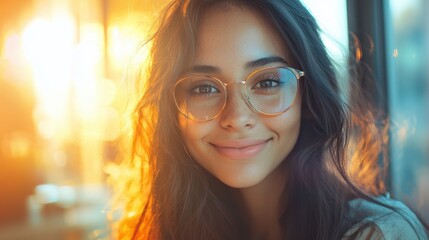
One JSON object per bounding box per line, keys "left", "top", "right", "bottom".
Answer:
{"left": 343, "top": 196, "right": 428, "bottom": 240}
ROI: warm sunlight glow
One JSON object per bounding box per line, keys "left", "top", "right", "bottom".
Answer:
{"left": 0, "top": 0, "right": 157, "bottom": 238}
{"left": 22, "top": 16, "right": 76, "bottom": 140}
{"left": 108, "top": 23, "right": 151, "bottom": 75}
{"left": 74, "top": 23, "right": 104, "bottom": 123}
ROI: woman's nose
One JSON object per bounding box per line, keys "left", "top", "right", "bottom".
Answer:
{"left": 219, "top": 85, "right": 256, "bottom": 130}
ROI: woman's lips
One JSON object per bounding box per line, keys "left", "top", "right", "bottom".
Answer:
{"left": 211, "top": 139, "right": 271, "bottom": 160}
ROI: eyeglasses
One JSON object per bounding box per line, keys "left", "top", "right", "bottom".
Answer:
{"left": 173, "top": 66, "right": 304, "bottom": 121}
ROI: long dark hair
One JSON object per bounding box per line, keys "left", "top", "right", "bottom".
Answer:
{"left": 114, "top": 0, "right": 390, "bottom": 239}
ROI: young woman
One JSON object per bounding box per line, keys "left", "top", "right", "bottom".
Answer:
{"left": 114, "top": 0, "right": 428, "bottom": 239}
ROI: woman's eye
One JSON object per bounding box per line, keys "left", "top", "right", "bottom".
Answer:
{"left": 190, "top": 84, "right": 220, "bottom": 94}
{"left": 253, "top": 79, "right": 280, "bottom": 89}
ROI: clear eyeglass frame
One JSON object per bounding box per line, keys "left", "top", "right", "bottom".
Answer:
{"left": 173, "top": 66, "right": 305, "bottom": 122}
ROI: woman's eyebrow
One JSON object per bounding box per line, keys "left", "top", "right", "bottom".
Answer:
{"left": 190, "top": 65, "right": 221, "bottom": 74}
{"left": 245, "top": 56, "right": 289, "bottom": 69}
{"left": 189, "top": 56, "right": 288, "bottom": 74}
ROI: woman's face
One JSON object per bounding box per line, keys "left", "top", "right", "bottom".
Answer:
{"left": 178, "top": 6, "right": 302, "bottom": 188}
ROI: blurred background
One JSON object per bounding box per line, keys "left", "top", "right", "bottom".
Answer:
{"left": 0, "top": 0, "right": 427, "bottom": 239}
{"left": 0, "top": 0, "right": 162, "bottom": 239}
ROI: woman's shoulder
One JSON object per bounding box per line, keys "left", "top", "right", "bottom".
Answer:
{"left": 343, "top": 195, "right": 428, "bottom": 240}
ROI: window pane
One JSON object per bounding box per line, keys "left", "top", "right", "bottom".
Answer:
{"left": 302, "top": 0, "right": 348, "bottom": 62}
{"left": 302, "top": 0, "right": 349, "bottom": 94}
{"left": 387, "top": 0, "right": 429, "bottom": 222}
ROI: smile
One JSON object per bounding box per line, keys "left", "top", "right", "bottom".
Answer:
{"left": 211, "top": 138, "right": 272, "bottom": 160}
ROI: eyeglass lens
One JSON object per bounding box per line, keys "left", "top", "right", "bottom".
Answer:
{"left": 174, "top": 67, "right": 299, "bottom": 121}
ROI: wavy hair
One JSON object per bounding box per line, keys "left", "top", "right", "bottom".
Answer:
{"left": 114, "top": 0, "right": 389, "bottom": 239}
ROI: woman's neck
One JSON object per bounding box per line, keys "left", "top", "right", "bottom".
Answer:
{"left": 238, "top": 164, "right": 287, "bottom": 240}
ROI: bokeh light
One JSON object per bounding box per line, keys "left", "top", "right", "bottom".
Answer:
{"left": 0, "top": 0, "right": 155, "bottom": 239}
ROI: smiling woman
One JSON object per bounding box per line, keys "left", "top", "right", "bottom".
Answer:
{"left": 113, "top": 0, "right": 428, "bottom": 239}
{"left": 178, "top": 7, "right": 301, "bottom": 191}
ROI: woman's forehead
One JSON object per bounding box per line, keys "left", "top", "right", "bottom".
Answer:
{"left": 193, "top": 6, "right": 294, "bottom": 73}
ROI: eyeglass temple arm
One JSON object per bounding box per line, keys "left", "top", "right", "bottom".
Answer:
{"left": 291, "top": 68, "right": 304, "bottom": 78}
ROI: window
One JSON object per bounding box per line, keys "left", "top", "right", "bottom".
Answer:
{"left": 387, "top": 0, "right": 429, "bottom": 222}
